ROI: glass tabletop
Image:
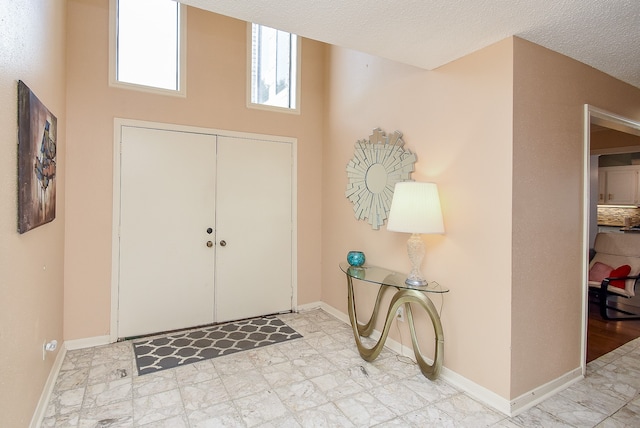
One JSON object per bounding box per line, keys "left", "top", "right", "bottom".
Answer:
{"left": 339, "top": 262, "right": 449, "bottom": 293}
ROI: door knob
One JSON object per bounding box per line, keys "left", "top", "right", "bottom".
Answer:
{"left": 206, "top": 227, "right": 213, "bottom": 234}
{"left": 206, "top": 241, "right": 213, "bottom": 248}
{"left": 219, "top": 240, "right": 227, "bottom": 247}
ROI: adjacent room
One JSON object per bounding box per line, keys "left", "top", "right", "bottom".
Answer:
{"left": 587, "top": 127, "right": 640, "bottom": 361}
{"left": 2, "top": 0, "right": 640, "bottom": 426}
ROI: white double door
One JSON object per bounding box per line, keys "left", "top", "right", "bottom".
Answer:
{"left": 117, "top": 125, "right": 293, "bottom": 338}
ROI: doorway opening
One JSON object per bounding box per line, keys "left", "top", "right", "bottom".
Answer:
{"left": 583, "top": 106, "right": 640, "bottom": 364}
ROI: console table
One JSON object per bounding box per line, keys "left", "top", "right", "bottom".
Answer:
{"left": 339, "top": 262, "right": 448, "bottom": 380}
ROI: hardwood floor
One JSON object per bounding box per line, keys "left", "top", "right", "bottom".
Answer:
{"left": 587, "top": 301, "right": 640, "bottom": 362}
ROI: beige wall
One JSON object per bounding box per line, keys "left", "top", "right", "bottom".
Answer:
{"left": 5, "top": 2, "right": 640, "bottom": 421}
{"left": 0, "top": 0, "right": 67, "bottom": 424}
{"left": 323, "top": 36, "right": 640, "bottom": 402}
{"left": 322, "top": 40, "right": 515, "bottom": 397}
{"left": 511, "top": 37, "right": 640, "bottom": 397}
{"left": 64, "top": 1, "right": 325, "bottom": 339}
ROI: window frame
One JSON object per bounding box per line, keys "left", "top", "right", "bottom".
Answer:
{"left": 108, "top": 0, "right": 187, "bottom": 97}
{"left": 246, "top": 23, "right": 301, "bottom": 115}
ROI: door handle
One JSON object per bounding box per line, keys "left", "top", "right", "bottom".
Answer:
{"left": 219, "top": 240, "right": 227, "bottom": 247}
{"left": 206, "top": 241, "right": 213, "bottom": 248}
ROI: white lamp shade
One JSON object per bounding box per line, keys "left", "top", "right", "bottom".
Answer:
{"left": 387, "top": 182, "right": 445, "bottom": 234}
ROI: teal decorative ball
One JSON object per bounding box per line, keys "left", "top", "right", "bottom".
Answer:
{"left": 347, "top": 251, "right": 365, "bottom": 267}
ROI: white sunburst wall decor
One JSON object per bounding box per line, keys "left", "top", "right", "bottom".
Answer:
{"left": 345, "top": 128, "right": 417, "bottom": 230}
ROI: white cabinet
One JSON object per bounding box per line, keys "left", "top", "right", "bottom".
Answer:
{"left": 598, "top": 171, "right": 606, "bottom": 204}
{"left": 598, "top": 166, "right": 640, "bottom": 205}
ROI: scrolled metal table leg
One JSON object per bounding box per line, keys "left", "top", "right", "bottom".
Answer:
{"left": 357, "top": 283, "right": 390, "bottom": 337}
{"left": 403, "top": 291, "right": 444, "bottom": 380}
{"left": 346, "top": 275, "right": 444, "bottom": 380}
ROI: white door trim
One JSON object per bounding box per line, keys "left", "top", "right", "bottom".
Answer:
{"left": 110, "top": 118, "right": 298, "bottom": 342}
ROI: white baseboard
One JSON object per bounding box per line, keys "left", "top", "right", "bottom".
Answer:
{"left": 29, "top": 343, "right": 67, "bottom": 428}
{"left": 30, "top": 335, "right": 113, "bottom": 426}
{"left": 441, "top": 366, "right": 513, "bottom": 415}
{"left": 296, "top": 301, "right": 323, "bottom": 312}
{"left": 318, "top": 302, "right": 348, "bottom": 322}
{"left": 65, "top": 335, "right": 111, "bottom": 350}
{"left": 319, "top": 302, "right": 582, "bottom": 417}
{"left": 507, "top": 367, "right": 583, "bottom": 415}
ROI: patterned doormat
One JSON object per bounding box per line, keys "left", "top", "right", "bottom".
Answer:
{"left": 132, "top": 316, "right": 302, "bottom": 375}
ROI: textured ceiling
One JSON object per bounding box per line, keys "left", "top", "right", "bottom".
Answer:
{"left": 179, "top": 0, "right": 640, "bottom": 90}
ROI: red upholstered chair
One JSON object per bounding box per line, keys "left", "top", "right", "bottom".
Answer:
{"left": 588, "top": 232, "right": 640, "bottom": 320}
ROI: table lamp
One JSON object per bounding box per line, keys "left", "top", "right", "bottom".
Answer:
{"left": 387, "top": 181, "right": 444, "bottom": 286}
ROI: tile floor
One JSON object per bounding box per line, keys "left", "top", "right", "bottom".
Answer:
{"left": 43, "top": 309, "right": 640, "bottom": 427}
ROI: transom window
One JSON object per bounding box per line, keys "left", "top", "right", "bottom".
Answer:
{"left": 249, "top": 24, "right": 299, "bottom": 112}
{"left": 110, "top": 0, "right": 185, "bottom": 94}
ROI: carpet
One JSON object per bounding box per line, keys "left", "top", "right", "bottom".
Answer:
{"left": 132, "top": 316, "right": 302, "bottom": 375}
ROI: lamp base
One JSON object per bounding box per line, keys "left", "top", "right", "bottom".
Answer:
{"left": 405, "top": 233, "right": 427, "bottom": 287}
{"left": 405, "top": 277, "right": 428, "bottom": 287}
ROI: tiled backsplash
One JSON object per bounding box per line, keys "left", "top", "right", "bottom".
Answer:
{"left": 597, "top": 206, "right": 640, "bottom": 226}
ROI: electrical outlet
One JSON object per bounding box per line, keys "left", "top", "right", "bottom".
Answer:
{"left": 42, "top": 340, "right": 58, "bottom": 360}
{"left": 396, "top": 306, "right": 405, "bottom": 322}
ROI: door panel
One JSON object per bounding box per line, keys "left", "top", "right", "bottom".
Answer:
{"left": 604, "top": 169, "right": 637, "bottom": 205}
{"left": 215, "top": 136, "right": 293, "bottom": 321}
{"left": 118, "top": 126, "right": 216, "bottom": 337}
